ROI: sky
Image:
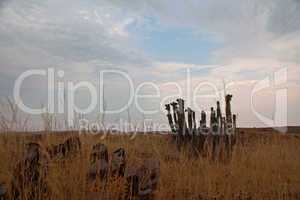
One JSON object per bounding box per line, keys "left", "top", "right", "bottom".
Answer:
{"left": 0, "top": 0, "right": 299, "bottom": 130}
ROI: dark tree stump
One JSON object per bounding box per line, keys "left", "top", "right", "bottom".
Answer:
{"left": 88, "top": 143, "right": 109, "bottom": 184}
{"left": 47, "top": 136, "right": 81, "bottom": 159}
{"left": 11, "top": 142, "right": 50, "bottom": 200}
{"left": 111, "top": 148, "right": 126, "bottom": 177}
{"left": 125, "top": 159, "right": 160, "bottom": 200}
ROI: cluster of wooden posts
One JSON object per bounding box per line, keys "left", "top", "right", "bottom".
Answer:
{"left": 86, "top": 143, "right": 160, "bottom": 200}
{"left": 1, "top": 136, "right": 160, "bottom": 200}
{"left": 165, "top": 94, "right": 238, "bottom": 160}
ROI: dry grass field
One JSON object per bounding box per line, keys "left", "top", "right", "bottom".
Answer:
{"left": 0, "top": 128, "right": 300, "bottom": 200}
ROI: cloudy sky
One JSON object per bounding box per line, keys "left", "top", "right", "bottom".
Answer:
{"left": 0, "top": 0, "right": 299, "bottom": 129}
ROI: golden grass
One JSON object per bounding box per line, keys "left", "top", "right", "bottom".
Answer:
{"left": 1, "top": 130, "right": 300, "bottom": 200}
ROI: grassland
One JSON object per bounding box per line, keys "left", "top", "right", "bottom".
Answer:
{"left": 0, "top": 128, "right": 300, "bottom": 200}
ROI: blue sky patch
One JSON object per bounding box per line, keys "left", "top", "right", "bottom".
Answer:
{"left": 130, "top": 21, "right": 221, "bottom": 65}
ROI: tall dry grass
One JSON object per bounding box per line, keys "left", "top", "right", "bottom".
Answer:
{"left": 0, "top": 130, "right": 300, "bottom": 200}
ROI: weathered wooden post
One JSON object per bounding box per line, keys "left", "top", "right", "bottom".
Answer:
{"left": 11, "top": 142, "right": 50, "bottom": 200}
{"left": 200, "top": 111, "right": 207, "bottom": 128}
{"left": 87, "top": 143, "right": 109, "bottom": 184}
{"left": 192, "top": 110, "right": 196, "bottom": 131}
{"left": 125, "top": 169, "right": 139, "bottom": 200}
{"left": 211, "top": 134, "right": 220, "bottom": 161}
{"left": 199, "top": 110, "right": 207, "bottom": 133}
{"left": 47, "top": 136, "right": 81, "bottom": 159}
{"left": 210, "top": 107, "right": 218, "bottom": 134}
{"left": 176, "top": 98, "right": 188, "bottom": 148}
{"left": 221, "top": 117, "right": 226, "bottom": 135}
{"left": 216, "top": 101, "right": 222, "bottom": 133}
{"left": 176, "top": 99, "right": 186, "bottom": 136}
{"left": 186, "top": 107, "right": 193, "bottom": 134}
{"left": 225, "top": 94, "right": 233, "bottom": 124}
{"left": 64, "top": 136, "right": 81, "bottom": 156}
{"left": 111, "top": 148, "right": 126, "bottom": 177}
{"left": 125, "top": 158, "right": 160, "bottom": 200}
{"left": 138, "top": 159, "right": 160, "bottom": 200}
{"left": 170, "top": 102, "right": 178, "bottom": 128}
{"left": 187, "top": 108, "right": 197, "bottom": 148}
{"left": 233, "top": 114, "right": 237, "bottom": 132}
{"left": 224, "top": 133, "right": 230, "bottom": 159}
{"left": 225, "top": 94, "right": 233, "bottom": 135}
{"left": 165, "top": 104, "right": 175, "bottom": 133}
{"left": 217, "top": 101, "right": 222, "bottom": 121}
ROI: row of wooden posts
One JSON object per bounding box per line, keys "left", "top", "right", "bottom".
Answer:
{"left": 165, "top": 94, "right": 237, "bottom": 136}
{"left": 1, "top": 136, "right": 160, "bottom": 200}
{"left": 165, "top": 94, "right": 238, "bottom": 158}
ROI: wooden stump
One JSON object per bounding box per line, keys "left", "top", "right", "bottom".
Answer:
{"left": 11, "top": 142, "right": 50, "bottom": 200}
{"left": 47, "top": 136, "right": 81, "bottom": 159}
{"left": 111, "top": 148, "right": 126, "bottom": 177}
{"left": 125, "top": 158, "right": 160, "bottom": 200}
{"left": 87, "top": 143, "right": 109, "bottom": 185}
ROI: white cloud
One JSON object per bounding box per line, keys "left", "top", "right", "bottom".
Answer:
{"left": 0, "top": 0, "right": 299, "bottom": 128}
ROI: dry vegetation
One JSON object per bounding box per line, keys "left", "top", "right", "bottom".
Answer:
{"left": 0, "top": 129, "right": 300, "bottom": 200}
